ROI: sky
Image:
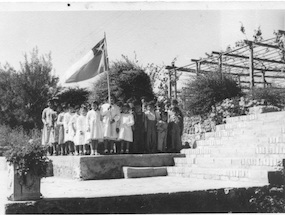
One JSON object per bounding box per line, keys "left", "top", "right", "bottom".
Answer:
{"left": 0, "top": 2, "right": 285, "bottom": 89}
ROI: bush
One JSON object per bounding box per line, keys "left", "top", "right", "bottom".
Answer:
{"left": 55, "top": 87, "right": 90, "bottom": 107}
{"left": 90, "top": 57, "right": 155, "bottom": 103}
{"left": 0, "top": 125, "right": 41, "bottom": 155}
{"left": 186, "top": 72, "right": 242, "bottom": 116}
{"left": 5, "top": 133, "right": 49, "bottom": 184}
{"left": 249, "top": 186, "right": 285, "bottom": 213}
{"left": 248, "top": 87, "right": 285, "bottom": 108}
{"left": 210, "top": 97, "right": 247, "bottom": 125}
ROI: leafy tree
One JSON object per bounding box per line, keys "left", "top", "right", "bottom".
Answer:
{"left": 90, "top": 56, "right": 154, "bottom": 103}
{"left": 0, "top": 47, "right": 59, "bottom": 130}
{"left": 186, "top": 72, "right": 242, "bottom": 116}
{"left": 55, "top": 87, "right": 90, "bottom": 108}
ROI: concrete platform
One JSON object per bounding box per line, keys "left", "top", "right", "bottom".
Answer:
{"left": 49, "top": 153, "right": 184, "bottom": 180}
{"left": 1, "top": 170, "right": 268, "bottom": 214}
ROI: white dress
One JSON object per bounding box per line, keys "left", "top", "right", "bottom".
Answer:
{"left": 100, "top": 103, "right": 121, "bottom": 140}
{"left": 118, "top": 113, "right": 134, "bottom": 142}
{"left": 68, "top": 113, "right": 77, "bottom": 142}
{"left": 63, "top": 112, "right": 72, "bottom": 142}
{"left": 86, "top": 109, "right": 103, "bottom": 142}
{"left": 41, "top": 107, "right": 56, "bottom": 146}
{"left": 74, "top": 115, "right": 87, "bottom": 146}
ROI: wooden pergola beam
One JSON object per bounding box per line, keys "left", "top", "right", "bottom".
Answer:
{"left": 191, "top": 59, "right": 282, "bottom": 72}
{"left": 165, "top": 65, "right": 285, "bottom": 79}
{"left": 240, "top": 80, "right": 269, "bottom": 84}
{"left": 244, "top": 40, "right": 279, "bottom": 49}
{"left": 212, "top": 51, "right": 285, "bottom": 65}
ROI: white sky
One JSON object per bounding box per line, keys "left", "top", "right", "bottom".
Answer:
{"left": 0, "top": 2, "right": 285, "bottom": 88}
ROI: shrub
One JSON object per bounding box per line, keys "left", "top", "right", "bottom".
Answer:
{"left": 90, "top": 57, "right": 155, "bottom": 103}
{"left": 186, "top": 72, "right": 242, "bottom": 116}
{"left": 210, "top": 97, "right": 247, "bottom": 125}
{"left": 248, "top": 87, "right": 285, "bottom": 108}
{"left": 5, "top": 135, "right": 49, "bottom": 185}
{"left": 249, "top": 186, "right": 285, "bottom": 213}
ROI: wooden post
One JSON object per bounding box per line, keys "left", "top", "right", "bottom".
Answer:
{"left": 174, "top": 68, "right": 177, "bottom": 99}
{"left": 168, "top": 69, "right": 172, "bottom": 99}
{"left": 218, "top": 54, "right": 223, "bottom": 73}
{"left": 195, "top": 61, "right": 200, "bottom": 76}
{"left": 261, "top": 71, "right": 266, "bottom": 88}
{"left": 248, "top": 41, "right": 255, "bottom": 89}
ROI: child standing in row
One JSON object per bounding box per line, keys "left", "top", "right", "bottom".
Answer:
{"left": 157, "top": 112, "right": 168, "bottom": 152}
{"left": 86, "top": 101, "right": 103, "bottom": 155}
{"left": 118, "top": 104, "right": 134, "bottom": 153}
{"left": 133, "top": 101, "right": 145, "bottom": 153}
{"left": 74, "top": 106, "right": 84, "bottom": 155}
{"left": 145, "top": 101, "right": 157, "bottom": 153}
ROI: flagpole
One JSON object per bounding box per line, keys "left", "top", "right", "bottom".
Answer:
{"left": 104, "top": 32, "right": 111, "bottom": 104}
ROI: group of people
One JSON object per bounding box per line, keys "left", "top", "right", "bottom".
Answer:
{"left": 41, "top": 95, "right": 184, "bottom": 156}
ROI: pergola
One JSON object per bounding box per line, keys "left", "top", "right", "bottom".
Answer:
{"left": 166, "top": 30, "right": 285, "bottom": 94}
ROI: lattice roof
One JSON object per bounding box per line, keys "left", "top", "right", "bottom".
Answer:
{"left": 166, "top": 30, "right": 285, "bottom": 89}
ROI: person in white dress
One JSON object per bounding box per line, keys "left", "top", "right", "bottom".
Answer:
{"left": 118, "top": 103, "right": 134, "bottom": 153}
{"left": 86, "top": 101, "right": 103, "bottom": 155}
{"left": 56, "top": 104, "right": 66, "bottom": 155}
{"left": 70, "top": 106, "right": 80, "bottom": 155}
{"left": 41, "top": 100, "right": 56, "bottom": 155}
{"left": 63, "top": 105, "right": 74, "bottom": 155}
{"left": 100, "top": 96, "right": 121, "bottom": 154}
{"left": 74, "top": 106, "right": 87, "bottom": 155}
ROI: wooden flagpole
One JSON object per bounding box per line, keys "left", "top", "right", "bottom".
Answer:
{"left": 104, "top": 32, "right": 111, "bottom": 104}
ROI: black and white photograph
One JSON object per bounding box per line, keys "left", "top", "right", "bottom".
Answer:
{"left": 0, "top": 1, "right": 285, "bottom": 214}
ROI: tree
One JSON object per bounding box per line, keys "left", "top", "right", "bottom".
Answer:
{"left": 186, "top": 72, "right": 242, "bottom": 116}
{"left": 90, "top": 56, "right": 155, "bottom": 103}
{"left": 55, "top": 87, "right": 90, "bottom": 108}
{"left": 0, "top": 47, "right": 59, "bottom": 130}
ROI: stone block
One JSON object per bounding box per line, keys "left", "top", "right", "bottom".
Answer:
{"left": 50, "top": 153, "right": 184, "bottom": 180}
{"left": 123, "top": 166, "right": 167, "bottom": 178}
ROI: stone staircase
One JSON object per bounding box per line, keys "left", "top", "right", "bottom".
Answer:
{"left": 168, "top": 111, "right": 285, "bottom": 183}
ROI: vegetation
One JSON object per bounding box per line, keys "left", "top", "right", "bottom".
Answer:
{"left": 247, "top": 87, "right": 285, "bottom": 108}
{"left": 4, "top": 127, "right": 49, "bottom": 184}
{"left": 55, "top": 87, "right": 90, "bottom": 108}
{"left": 90, "top": 56, "right": 155, "bottom": 103}
{"left": 249, "top": 186, "right": 285, "bottom": 213}
{"left": 185, "top": 72, "right": 242, "bottom": 116}
{"left": 0, "top": 48, "right": 58, "bottom": 130}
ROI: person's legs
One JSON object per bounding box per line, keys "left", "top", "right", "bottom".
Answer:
{"left": 120, "top": 140, "right": 125, "bottom": 153}
{"left": 90, "top": 140, "right": 95, "bottom": 155}
{"left": 75, "top": 145, "right": 79, "bottom": 155}
{"left": 104, "top": 139, "right": 109, "bottom": 153}
{"left": 79, "top": 145, "right": 84, "bottom": 155}
{"left": 70, "top": 141, "right": 75, "bottom": 155}
{"left": 109, "top": 140, "right": 115, "bottom": 153}
{"left": 125, "top": 141, "right": 130, "bottom": 153}
{"left": 52, "top": 142, "right": 58, "bottom": 155}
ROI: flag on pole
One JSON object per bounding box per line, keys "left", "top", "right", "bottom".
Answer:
{"left": 65, "top": 38, "right": 108, "bottom": 83}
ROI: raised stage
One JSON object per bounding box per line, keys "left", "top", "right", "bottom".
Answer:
{"left": 48, "top": 153, "right": 185, "bottom": 180}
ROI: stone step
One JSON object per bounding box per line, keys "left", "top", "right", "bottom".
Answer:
{"left": 123, "top": 166, "right": 167, "bottom": 178}
{"left": 174, "top": 157, "right": 283, "bottom": 169}
{"left": 216, "top": 120, "right": 285, "bottom": 131}
{"left": 167, "top": 166, "right": 269, "bottom": 183}
{"left": 226, "top": 111, "right": 285, "bottom": 124}
{"left": 205, "top": 125, "right": 285, "bottom": 140}
{"left": 255, "top": 145, "right": 285, "bottom": 154}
